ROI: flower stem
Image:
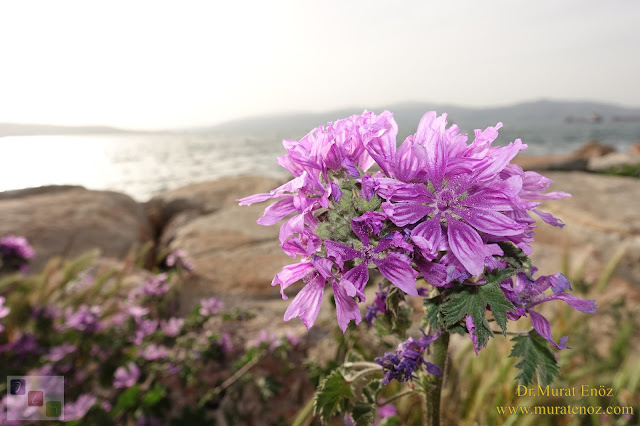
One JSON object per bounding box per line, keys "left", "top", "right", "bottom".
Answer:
{"left": 422, "top": 330, "right": 449, "bottom": 426}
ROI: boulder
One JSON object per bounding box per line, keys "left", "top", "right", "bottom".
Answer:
{"left": 151, "top": 176, "right": 295, "bottom": 308}
{"left": 629, "top": 142, "right": 640, "bottom": 156}
{"left": 0, "top": 186, "right": 152, "bottom": 272}
{"left": 588, "top": 152, "right": 640, "bottom": 172}
{"left": 573, "top": 140, "right": 616, "bottom": 159}
{"left": 528, "top": 172, "right": 640, "bottom": 288}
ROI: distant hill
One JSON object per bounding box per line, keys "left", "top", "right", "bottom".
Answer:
{"left": 203, "top": 99, "right": 640, "bottom": 140}
{"left": 0, "top": 123, "right": 133, "bottom": 137}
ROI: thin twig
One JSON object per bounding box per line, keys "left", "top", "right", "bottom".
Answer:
{"left": 345, "top": 367, "right": 382, "bottom": 383}
{"left": 491, "top": 329, "right": 531, "bottom": 336}
{"left": 377, "top": 388, "right": 417, "bottom": 406}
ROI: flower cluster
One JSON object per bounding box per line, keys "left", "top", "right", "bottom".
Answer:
{"left": 239, "top": 110, "right": 596, "bottom": 355}
{"left": 375, "top": 330, "right": 442, "bottom": 385}
{"left": 0, "top": 234, "right": 35, "bottom": 273}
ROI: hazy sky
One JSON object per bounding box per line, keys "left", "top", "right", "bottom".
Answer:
{"left": 1, "top": 1, "right": 639, "bottom": 129}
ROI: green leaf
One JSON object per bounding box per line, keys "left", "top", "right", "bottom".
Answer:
{"left": 112, "top": 385, "right": 141, "bottom": 417}
{"left": 422, "top": 296, "right": 443, "bottom": 330}
{"left": 440, "top": 269, "right": 516, "bottom": 350}
{"left": 142, "top": 383, "right": 167, "bottom": 407}
{"left": 352, "top": 402, "right": 375, "bottom": 426}
{"left": 314, "top": 369, "right": 355, "bottom": 424}
{"left": 509, "top": 330, "right": 560, "bottom": 386}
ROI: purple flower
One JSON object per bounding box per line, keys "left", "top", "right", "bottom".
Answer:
{"left": 165, "top": 249, "right": 194, "bottom": 272}
{"left": 275, "top": 256, "right": 362, "bottom": 332}
{"left": 114, "top": 362, "right": 140, "bottom": 388}
{"left": 133, "top": 318, "right": 158, "bottom": 344}
{"left": 325, "top": 222, "right": 418, "bottom": 297}
{"left": 378, "top": 403, "right": 397, "bottom": 419}
{"left": 375, "top": 330, "right": 442, "bottom": 385}
{"left": 0, "top": 333, "right": 39, "bottom": 356}
{"left": 219, "top": 333, "right": 233, "bottom": 354}
{"left": 0, "top": 235, "right": 35, "bottom": 272}
{"left": 501, "top": 271, "right": 597, "bottom": 349}
{"left": 0, "top": 297, "right": 9, "bottom": 333}
{"left": 65, "top": 305, "right": 102, "bottom": 333}
{"left": 44, "top": 343, "right": 76, "bottom": 362}
{"left": 364, "top": 284, "right": 389, "bottom": 326}
{"left": 64, "top": 394, "right": 97, "bottom": 421}
{"left": 160, "top": 317, "right": 184, "bottom": 337}
{"left": 0, "top": 235, "right": 35, "bottom": 260}
{"left": 199, "top": 297, "right": 223, "bottom": 316}
{"left": 141, "top": 343, "right": 169, "bottom": 361}
{"left": 142, "top": 273, "right": 170, "bottom": 297}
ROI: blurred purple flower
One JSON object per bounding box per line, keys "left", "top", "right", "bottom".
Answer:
{"left": 142, "top": 273, "right": 170, "bottom": 297}
{"left": 219, "top": 333, "right": 233, "bottom": 354}
{"left": 114, "top": 363, "right": 140, "bottom": 388}
{"left": 64, "top": 394, "right": 97, "bottom": 421}
{"left": 0, "top": 235, "right": 35, "bottom": 260}
{"left": 44, "top": 343, "right": 76, "bottom": 362}
{"left": 165, "top": 249, "right": 194, "bottom": 272}
{"left": 199, "top": 297, "right": 223, "bottom": 316}
{"left": 65, "top": 305, "right": 102, "bottom": 333}
{"left": 160, "top": 317, "right": 184, "bottom": 337}
{"left": 141, "top": 344, "right": 169, "bottom": 361}
{"left": 0, "top": 297, "right": 9, "bottom": 333}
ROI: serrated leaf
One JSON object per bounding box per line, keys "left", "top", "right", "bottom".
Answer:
{"left": 314, "top": 370, "right": 355, "bottom": 424}
{"left": 441, "top": 269, "right": 516, "bottom": 349}
{"left": 422, "top": 296, "right": 443, "bottom": 329}
{"left": 509, "top": 330, "right": 560, "bottom": 386}
{"left": 352, "top": 402, "right": 375, "bottom": 426}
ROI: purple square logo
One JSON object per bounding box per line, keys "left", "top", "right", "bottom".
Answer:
{"left": 9, "top": 379, "right": 25, "bottom": 395}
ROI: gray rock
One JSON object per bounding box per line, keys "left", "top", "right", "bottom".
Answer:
{"left": 588, "top": 152, "right": 640, "bottom": 172}
{"left": 529, "top": 171, "right": 640, "bottom": 287}
{"left": 0, "top": 186, "right": 152, "bottom": 272}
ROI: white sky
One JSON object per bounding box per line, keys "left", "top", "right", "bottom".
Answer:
{"left": 1, "top": 1, "right": 639, "bottom": 129}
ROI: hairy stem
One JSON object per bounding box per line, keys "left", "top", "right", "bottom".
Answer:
{"left": 422, "top": 331, "right": 449, "bottom": 426}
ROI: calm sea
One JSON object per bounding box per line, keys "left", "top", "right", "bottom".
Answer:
{"left": 1, "top": 122, "right": 639, "bottom": 201}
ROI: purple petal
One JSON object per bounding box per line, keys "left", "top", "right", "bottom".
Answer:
{"left": 394, "top": 136, "right": 428, "bottom": 182}
{"left": 382, "top": 202, "right": 434, "bottom": 227}
{"left": 473, "top": 139, "right": 527, "bottom": 182}
{"left": 332, "top": 282, "right": 362, "bottom": 333}
{"left": 257, "top": 198, "right": 297, "bottom": 226}
{"left": 455, "top": 208, "right": 525, "bottom": 236}
{"left": 424, "top": 362, "right": 442, "bottom": 376}
{"left": 465, "top": 315, "right": 480, "bottom": 356}
{"left": 529, "top": 310, "right": 569, "bottom": 350}
{"left": 353, "top": 211, "right": 386, "bottom": 237}
{"left": 271, "top": 261, "right": 314, "bottom": 299}
{"left": 535, "top": 293, "right": 598, "bottom": 314}
{"left": 532, "top": 209, "right": 565, "bottom": 228}
{"left": 416, "top": 259, "right": 448, "bottom": 287}
{"left": 362, "top": 111, "right": 398, "bottom": 177}
{"left": 446, "top": 216, "right": 486, "bottom": 277}
{"left": 350, "top": 218, "right": 370, "bottom": 246}
{"left": 360, "top": 174, "right": 380, "bottom": 201}
{"left": 341, "top": 263, "right": 369, "bottom": 296}
{"left": 324, "top": 240, "right": 360, "bottom": 268}
{"left": 374, "top": 252, "right": 418, "bottom": 296}
{"left": 411, "top": 217, "right": 443, "bottom": 259}
{"left": 375, "top": 231, "right": 413, "bottom": 254}
{"left": 283, "top": 275, "right": 326, "bottom": 329}
{"left": 539, "top": 273, "right": 572, "bottom": 294}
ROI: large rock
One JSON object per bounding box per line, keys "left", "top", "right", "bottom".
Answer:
{"left": 0, "top": 186, "right": 152, "bottom": 271}
{"left": 150, "top": 176, "right": 295, "bottom": 307}
{"left": 588, "top": 152, "right": 640, "bottom": 172}
{"left": 529, "top": 172, "right": 640, "bottom": 288}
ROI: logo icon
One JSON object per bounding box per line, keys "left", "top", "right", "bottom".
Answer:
{"left": 28, "top": 391, "right": 44, "bottom": 406}
{"left": 9, "top": 379, "right": 25, "bottom": 395}
{"left": 46, "top": 401, "right": 62, "bottom": 417}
